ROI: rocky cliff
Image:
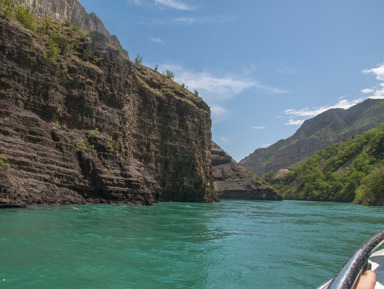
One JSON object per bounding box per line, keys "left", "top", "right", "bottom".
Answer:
{"left": 241, "top": 99, "right": 384, "bottom": 176}
{"left": 211, "top": 143, "right": 281, "bottom": 200}
{"left": 0, "top": 4, "right": 217, "bottom": 207}
{"left": 20, "top": 0, "right": 126, "bottom": 54}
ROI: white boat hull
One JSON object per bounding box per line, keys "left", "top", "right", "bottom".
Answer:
{"left": 369, "top": 249, "right": 384, "bottom": 289}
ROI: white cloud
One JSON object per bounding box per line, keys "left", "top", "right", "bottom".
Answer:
{"left": 150, "top": 37, "right": 164, "bottom": 44}
{"left": 154, "top": 0, "right": 195, "bottom": 10}
{"left": 174, "top": 15, "right": 234, "bottom": 24}
{"left": 284, "top": 98, "right": 364, "bottom": 126}
{"left": 128, "top": 0, "right": 143, "bottom": 5}
{"left": 251, "top": 126, "right": 266, "bottom": 130}
{"left": 285, "top": 98, "right": 363, "bottom": 119}
{"left": 361, "top": 88, "right": 374, "bottom": 94}
{"left": 210, "top": 105, "right": 229, "bottom": 123}
{"left": 283, "top": 62, "right": 384, "bottom": 127}
{"left": 160, "top": 64, "right": 287, "bottom": 104}
{"left": 285, "top": 119, "right": 305, "bottom": 126}
{"left": 219, "top": 136, "right": 231, "bottom": 144}
{"left": 363, "top": 63, "right": 384, "bottom": 81}
{"left": 361, "top": 63, "right": 384, "bottom": 99}
{"left": 153, "top": 64, "right": 286, "bottom": 124}
{"left": 275, "top": 67, "right": 300, "bottom": 74}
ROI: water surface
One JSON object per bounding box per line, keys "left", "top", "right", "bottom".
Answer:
{"left": 0, "top": 200, "right": 383, "bottom": 288}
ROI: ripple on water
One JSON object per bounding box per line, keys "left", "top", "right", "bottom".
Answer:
{"left": 0, "top": 200, "right": 383, "bottom": 289}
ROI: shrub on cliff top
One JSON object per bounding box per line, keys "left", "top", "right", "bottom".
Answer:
{"left": 163, "top": 70, "right": 174, "bottom": 80}
{"left": 135, "top": 54, "right": 143, "bottom": 66}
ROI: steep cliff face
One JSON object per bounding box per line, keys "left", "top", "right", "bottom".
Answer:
{"left": 241, "top": 99, "right": 384, "bottom": 176}
{"left": 20, "top": 0, "right": 125, "bottom": 54}
{"left": 0, "top": 9, "right": 216, "bottom": 207}
{"left": 211, "top": 143, "right": 281, "bottom": 201}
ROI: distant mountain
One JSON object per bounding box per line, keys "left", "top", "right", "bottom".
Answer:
{"left": 240, "top": 99, "right": 384, "bottom": 176}
{"left": 266, "top": 123, "right": 384, "bottom": 205}
{"left": 211, "top": 143, "right": 281, "bottom": 200}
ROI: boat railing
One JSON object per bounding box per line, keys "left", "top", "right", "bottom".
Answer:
{"left": 318, "top": 229, "right": 384, "bottom": 289}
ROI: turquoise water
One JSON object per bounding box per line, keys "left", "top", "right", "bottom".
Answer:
{"left": 0, "top": 200, "right": 383, "bottom": 289}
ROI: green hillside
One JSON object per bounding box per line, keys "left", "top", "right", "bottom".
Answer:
{"left": 265, "top": 123, "right": 384, "bottom": 205}
{"left": 241, "top": 99, "right": 384, "bottom": 176}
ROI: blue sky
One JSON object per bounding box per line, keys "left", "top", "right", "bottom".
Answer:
{"left": 79, "top": 0, "right": 384, "bottom": 161}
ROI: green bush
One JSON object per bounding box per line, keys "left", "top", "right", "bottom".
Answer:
{"left": 163, "top": 70, "right": 174, "bottom": 80}
{"left": 213, "top": 181, "right": 218, "bottom": 192}
{"left": 46, "top": 36, "right": 60, "bottom": 64}
{"left": 76, "top": 140, "right": 87, "bottom": 152}
{"left": 0, "top": 0, "right": 13, "bottom": 17}
{"left": 0, "top": 154, "right": 10, "bottom": 171}
{"left": 40, "top": 15, "right": 52, "bottom": 34}
{"left": 135, "top": 54, "right": 143, "bottom": 66}
{"left": 81, "top": 46, "right": 98, "bottom": 64}
{"left": 108, "top": 140, "right": 115, "bottom": 155}
{"left": 15, "top": 5, "right": 35, "bottom": 30}
{"left": 90, "top": 128, "right": 100, "bottom": 138}
{"left": 51, "top": 33, "right": 70, "bottom": 54}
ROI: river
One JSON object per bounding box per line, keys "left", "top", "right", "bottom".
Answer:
{"left": 0, "top": 200, "right": 383, "bottom": 288}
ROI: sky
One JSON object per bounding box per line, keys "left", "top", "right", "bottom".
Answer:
{"left": 79, "top": 0, "right": 384, "bottom": 161}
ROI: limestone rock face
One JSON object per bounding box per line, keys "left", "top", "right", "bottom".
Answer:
{"left": 211, "top": 143, "right": 281, "bottom": 201}
{"left": 0, "top": 14, "right": 216, "bottom": 207}
{"left": 20, "top": 0, "right": 126, "bottom": 55}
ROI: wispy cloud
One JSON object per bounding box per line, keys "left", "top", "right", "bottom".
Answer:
{"left": 155, "top": 64, "right": 286, "bottom": 123}
{"left": 161, "top": 64, "right": 287, "bottom": 102}
{"left": 363, "top": 64, "right": 384, "bottom": 81}
{"left": 283, "top": 62, "right": 384, "bottom": 127}
{"left": 285, "top": 119, "right": 306, "bottom": 126}
{"left": 275, "top": 67, "right": 300, "bottom": 74}
{"left": 210, "top": 104, "right": 229, "bottom": 123}
{"left": 127, "top": 0, "right": 144, "bottom": 5}
{"left": 219, "top": 136, "right": 231, "bottom": 144}
{"left": 154, "top": 0, "right": 195, "bottom": 10}
{"left": 150, "top": 37, "right": 164, "bottom": 44}
{"left": 361, "top": 88, "right": 374, "bottom": 94}
{"left": 140, "top": 15, "right": 233, "bottom": 26}
{"left": 174, "top": 15, "right": 234, "bottom": 24}
{"left": 161, "top": 64, "right": 256, "bottom": 102}
{"left": 362, "top": 63, "right": 384, "bottom": 99}
{"left": 251, "top": 126, "right": 266, "bottom": 130}
{"left": 284, "top": 98, "right": 364, "bottom": 126}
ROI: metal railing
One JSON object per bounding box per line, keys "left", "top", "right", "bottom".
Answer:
{"left": 318, "top": 229, "right": 384, "bottom": 289}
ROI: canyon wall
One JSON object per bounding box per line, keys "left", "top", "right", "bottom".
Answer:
{"left": 212, "top": 143, "right": 281, "bottom": 201}
{"left": 0, "top": 7, "right": 217, "bottom": 207}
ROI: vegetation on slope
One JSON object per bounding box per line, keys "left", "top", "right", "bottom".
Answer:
{"left": 241, "top": 99, "right": 384, "bottom": 176}
{"left": 265, "top": 123, "right": 384, "bottom": 205}
{"left": 0, "top": 0, "right": 127, "bottom": 69}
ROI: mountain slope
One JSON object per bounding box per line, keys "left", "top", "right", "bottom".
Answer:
{"left": 240, "top": 99, "right": 384, "bottom": 176}
{"left": 265, "top": 123, "right": 384, "bottom": 205}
